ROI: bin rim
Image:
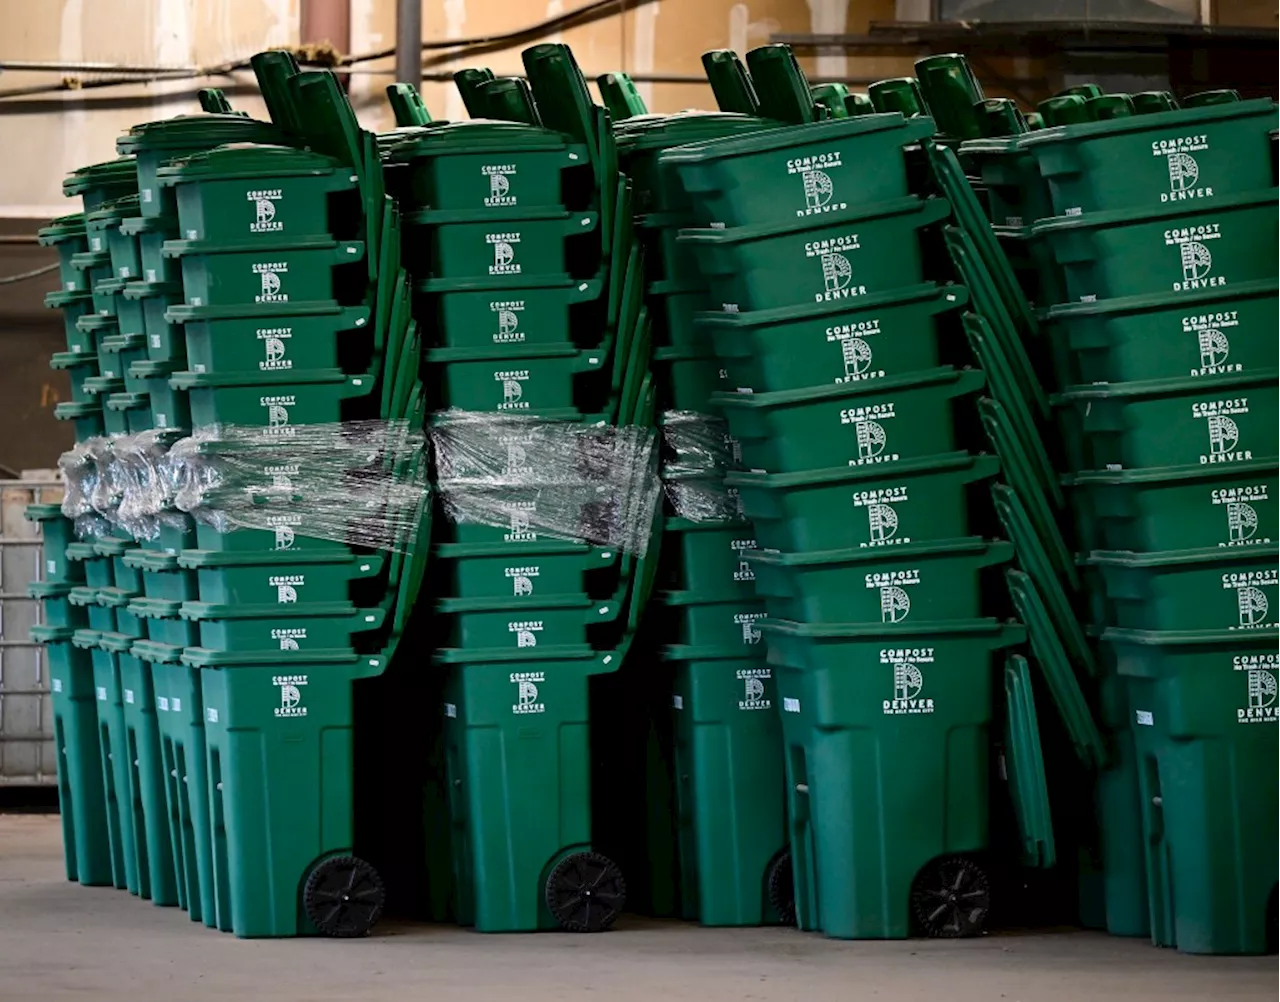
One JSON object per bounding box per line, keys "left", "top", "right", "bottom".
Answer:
{"left": 1029, "top": 186, "right": 1278, "bottom": 238}
{"left": 27, "top": 580, "right": 76, "bottom": 599}
{"left": 743, "top": 535, "right": 1007, "bottom": 568}
{"left": 155, "top": 143, "right": 345, "bottom": 185}
{"left": 1044, "top": 276, "right": 1280, "bottom": 322}
{"left": 715, "top": 364, "right": 983, "bottom": 412}
{"left": 37, "top": 214, "right": 88, "bottom": 245}
{"left": 661, "top": 642, "right": 772, "bottom": 661}
{"left": 24, "top": 502, "right": 67, "bottom": 522}
{"left": 658, "top": 111, "right": 924, "bottom": 164}
{"left": 760, "top": 615, "right": 1019, "bottom": 640}
{"left": 1019, "top": 96, "right": 1277, "bottom": 151}
{"left": 178, "top": 598, "right": 371, "bottom": 622}
{"left": 127, "top": 596, "right": 184, "bottom": 619}
{"left": 71, "top": 627, "right": 104, "bottom": 649}
{"left": 695, "top": 281, "right": 968, "bottom": 330}
{"left": 1070, "top": 457, "right": 1279, "bottom": 487}
{"left": 131, "top": 638, "right": 186, "bottom": 663}
{"left": 726, "top": 450, "right": 996, "bottom": 490}
{"left": 31, "top": 624, "right": 78, "bottom": 644}
{"left": 1056, "top": 367, "right": 1279, "bottom": 404}
{"left": 1086, "top": 542, "right": 1279, "bottom": 570}
{"left": 1101, "top": 624, "right": 1280, "bottom": 649}
{"left": 678, "top": 194, "right": 949, "bottom": 246}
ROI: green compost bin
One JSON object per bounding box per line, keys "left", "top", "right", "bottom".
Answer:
{"left": 135, "top": 640, "right": 222, "bottom": 928}
{"left": 1087, "top": 544, "right": 1278, "bottom": 633}
{"left": 665, "top": 645, "right": 788, "bottom": 927}
{"left": 727, "top": 452, "right": 1001, "bottom": 553}
{"left": 28, "top": 581, "right": 86, "bottom": 630}
{"left": 116, "top": 641, "right": 180, "bottom": 907}
{"left": 165, "top": 237, "right": 365, "bottom": 314}
{"left": 181, "top": 306, "right": 371, "bottom": 379}
{"left": 1104, "top": 627, "right": 1278, "bottom": 954}
{"left": 658, "top": 518, "right": 760, "bottom": 601}
{"left": 763, "top": 617, "right": 1026, "bottom": 939}
{"left": 30, "top": 625, "right": 113, "bottom": 887}
{"left": 404, "top": 207, "right": 599, "bottom": 282}
{"left": 192, "top": 649, "right": 388, "bottom": 937}
{"left": 1029, "top": 189, "right": 1278, "bottom": 304}
{"left": 426, "top": 342, "right": 607, "bottom": 414}
{"left": 1056, "top": 370, "right": 1278, "bottom": 472}
{"left": 1044, "top": 278, "right": 1278, "bottom": 386}
{"left": 660, "top": 593, "right": 767, "bottom": 651}
{"left": 77, "top": 629, "right": 141, "bottom": 894}
{"left": 24, "top": 504, "right": 83, "bottom": 585}
{"left": 118, "top": 114, "right": 283, "bottom": 220}
{"left": 437, "top": 645, "right": 628, "bottom": 932}
{"left": 179, "top": 600, "right": 386, "bottom": 654}
{"left": 679, "top": 196, "right": 950, "bottom": 314}
{"left": 434, "top": 539, "right": 622, "bottom": 602}
{"left": 172, "top": 368, "right": 377, "bottom": 429}
{"left": 176, "top": 548, "right": 384, "bottom": 607}
{"left": 157, "top": 144, "right": 359, "bottom": 242}
{"left": 416, "top": 274, "right": 606, "bottom": 351}
{"left": 436, "top": 593, "right": 622, "bottom": 650}
{"left": 744, "top": 537, "right": 1012, "bottom": 625}
{"left": 38, "top": 214, "right": 90, "bottom": 294}
{"left": 663, "top": 114, "right": 936, "bottom": 228}
{"left": 959, "top": 135, "right": 1055, "bottom": 229}
{"left": 386, "top": 122, "right": 593, "bottom": 215}
{"left": 1020, "top": 98, "right": 1278, "bottom": 216}
{"left": 1070, "top": 459, "right": 1278, "bottom": 552}
{"left": 699, "top": 283, "right": 969, "bottom": 394}
{"left": 715, "top": 366, "right": 985, "bottom": 475}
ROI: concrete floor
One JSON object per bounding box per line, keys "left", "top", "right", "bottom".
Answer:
{"left": 0, "top": 814, "right": 1273, "bottom": 1002}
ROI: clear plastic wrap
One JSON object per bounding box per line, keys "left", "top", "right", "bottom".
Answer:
{"left": 658, "top": 410, "right": 745, "bottom": 523}
{"left": 169, "top": 420, "right": 428, "bottom": 552}
{"left": 57, "top": 422, "right": 429, "bottom": 552}
{"left": 430, "top": 409, "right": 661, "bottom": 556}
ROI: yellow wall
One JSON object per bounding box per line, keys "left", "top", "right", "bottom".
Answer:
{"left": 0, "top": 0, "right": 917, "bottom": 213}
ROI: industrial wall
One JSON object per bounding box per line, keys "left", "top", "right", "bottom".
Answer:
{"left": 0, "top": 0, "right": 913, "bottom": 215}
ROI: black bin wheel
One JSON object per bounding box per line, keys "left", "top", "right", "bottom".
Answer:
{"left": 766, "top": 849, "right": 797, "bottom": 926}
{"left": 910, "top": 856, "right": 991, "bottom": 938}
{"left": 545, "top": 851, "right": 626, "bottom": 932}
{"left": 303, "top": 855, "right": 386, "bottom": 938}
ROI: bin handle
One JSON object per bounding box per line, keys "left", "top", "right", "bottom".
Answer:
{"left": 333, "top": 240, "right": 366, "bottom": 263}
{"left": 918, "top": 196, "right": 953, "bottom": 229}
{"left": 563, "top": 211, "right": 600, "bottom": 237}
{"left": 930, "top": 282, "right": 971, "bottom": 314}
{"left": 350, "top": 553, "right": 387, "bottom": 579}
{"left": 950, "top": 366, "right": 988, "bottom": 399}
{"left": 352, "top": 605, "right": 390, "bottom": 631}
{"left": 994, "top": 620, "right": 1029, "bottom": 650}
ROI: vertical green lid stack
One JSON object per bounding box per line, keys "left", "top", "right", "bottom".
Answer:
{"left": 24, "top": 41, "right": 1277, "bottom": 953}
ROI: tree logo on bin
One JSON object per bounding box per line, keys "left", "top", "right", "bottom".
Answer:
{"left": 268, "top": 403, "right": 291, "bottom": 428}
{"left": 885, "top": 661, "right": 934, "bottom": 715}
{"left": 735, "top": 612, "right": 764, "bottom": 646}
{"left": 273, "top": 674, "right": 308, "bottom": 718}
{"left": 1238, "top": 586, "right": 1270, "bottom": 627}
{"left": 841, "top": 337, "right": 873, "bottom": 380}
{"left": 1248, "top": 669, "right": 1277, "bottom": 710}
{"left": 1167, "top": 152, "right": 1199, "bottom": 192}
{"left": 1207, "top": 414, "right": 1240, "bottom": 456}
{"left": 502, "top": 380, "right": 524, "bottom": 406}
{"left": 263, "top": 336, "right": 288, "bottom": 367}
{"left": 489, "top": 173, "right": 511, "bottom": 200}
{"left": 256, "top": 198, "right": 277, "bottom": 227}
{"left": 498, "top": 309, "right": 520, "bottom": 337}
{"left": 802, "top": 169, "right": 834, "bottom": 211}
{"left": 894, "top": 662, "right": 923, "bottom": 701}
{"left": 1179, "top": 241, "right": 1213, "bottom": 284}
{"left": 271, "top": 575, "right": 305, "bottom": 604}
{"left": 821, "top": 252, "right": 853, "bottom": 293}
{"left": 856, "top": 419, "right": 888, "bottom": 461}
{"left": 511, "top": 671, "right": 545, "bottom": 714}
{"left": 737, "top": 667, "right": 772, "bottom": 711}
{"left": 1227, "top": 502, "right": 1259, "bottom": 543}
{"left": 1197, "top": 328, "right": 1230, "bottom": 369}
{"left": 880, "top": 585, "right": 911, "bottom": 623}
{"left": 512, "top": 575, "right": 534, "bottom": 596}
{"left": 866, "top": 502, "right": 899, "bottom": 544}
{"left": 488, "top": 233, "right": 522, "bottom": 275}
{"left": 274, "top": 527, "right": 296, "bottom": 550}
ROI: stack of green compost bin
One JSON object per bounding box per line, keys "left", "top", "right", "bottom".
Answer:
{"left": 386, "top": 43, "right": 661, "bottom": 933}
{"left": 606, "top": 49, "right": 795, "bottom": 929}
{"left": 29, "top": 57, "right": 429, "bottom": 941}
{"left": 1018, "top": 93, "right": 1280, "bottom": 956}
{"left": 663, "top": 70, "right": 1036, "bottom": 937}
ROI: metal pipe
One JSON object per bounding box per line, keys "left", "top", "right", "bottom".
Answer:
{"left": 395, "top": 0, "right": 422, "bottom": 89}
{"left": 301, "top": 0, "right": 352, "bottom": 60}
